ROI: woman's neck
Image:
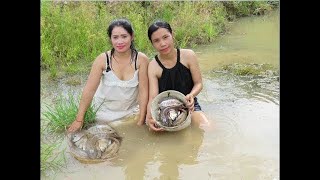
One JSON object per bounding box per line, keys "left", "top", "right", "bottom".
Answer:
{"left": 113, "top": 49, "right": 131, "bottom": 59}
{"left": 159, "top": 48, "right": 176, "bottom": 61}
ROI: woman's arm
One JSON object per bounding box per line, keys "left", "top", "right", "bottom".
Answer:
{"left": 146, "top": 60, "right": 163, "bottom": 131}
{"left": 137, "top": 52, "right": 149, "bottom": 125}
{"left": 67, "top": 53, "right": 105, "bottom": 132}
{"left": 182, "top": 49, "right": 203, "bottom": 111}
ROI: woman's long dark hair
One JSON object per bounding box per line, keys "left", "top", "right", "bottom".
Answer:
{"left": 107, "top": 18, "right": 138, "bottom": 65}
{"left": 147, "top": 20, "right": 172, "bottom": 42}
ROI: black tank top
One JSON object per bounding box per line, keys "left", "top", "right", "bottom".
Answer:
{"left": 155, "top": 48, "right": 194, "bottom": 95}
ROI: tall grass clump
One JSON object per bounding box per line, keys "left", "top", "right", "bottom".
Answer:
{"left": 41, "top": 92, "right": 99, "bottom": 133}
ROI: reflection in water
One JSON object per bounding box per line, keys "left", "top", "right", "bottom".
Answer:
{"left": 113, "top": 122, "right": 204, "bottom": 180}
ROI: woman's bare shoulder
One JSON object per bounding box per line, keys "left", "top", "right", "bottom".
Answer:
{"left": 148, "top": 58, "right": 159, "bottom": 67}
{"left": 137, "top": 51, "right": 149, "bottom": 63}
{"left": 92, "top": 52, "right": 107, "bottom": 68}
{"left": 180, "top": 48, "right": 196, "bottom": 56}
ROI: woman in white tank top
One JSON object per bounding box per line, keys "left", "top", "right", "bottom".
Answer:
{"left": 94, "top": 51, "right": 140, "bottom": 122}
{"left": 68, "top": 19, "right": 149, "bottom": 132}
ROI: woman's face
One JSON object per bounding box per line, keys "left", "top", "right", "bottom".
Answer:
{"left": 111, "top": 26, "right": 133, "bottom": 53}
{"left": 150, "top": 28, "right": 174, "bottom": 55}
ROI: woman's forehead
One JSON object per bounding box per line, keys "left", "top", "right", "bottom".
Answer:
{"left": 111, "top": 26, "right": 129, "bottom": 35}
{"left": 152, "top": 28, "right": 170, "bottom": 38}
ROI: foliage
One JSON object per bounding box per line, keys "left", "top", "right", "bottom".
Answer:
{"left": 41, "top": 1, "right": 277, "bottom": 79}
{"left": 221, "top": 1, "right": 276, "bottom": 20}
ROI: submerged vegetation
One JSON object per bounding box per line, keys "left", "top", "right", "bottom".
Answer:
{"left": 40, "top": 140, "right": 66, "bottom": 175}
{"left": 41, "top": 1, "right": 278, "bottom": 79}
{"left": 219, "top": 63, "right": 279, "bottom": 76}
{"left": 207, "top": 63, "right": 279, "bottom": 104}
{"left": 41, "top": 121, "right": 67, "bottom": 176}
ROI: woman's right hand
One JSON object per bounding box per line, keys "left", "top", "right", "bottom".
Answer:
{"left": 67, "top": 120, "right": 83, "bottom": 133}
{"left": 146, "top": 116, "right": 163, "bottom": 132}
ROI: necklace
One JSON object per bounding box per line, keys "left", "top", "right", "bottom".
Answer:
{"left": 112, "top": 54, "right": 132, "bottom": 65}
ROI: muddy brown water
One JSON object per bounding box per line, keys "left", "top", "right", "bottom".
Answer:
{"left": 41, "top": 10, "right": 279, "bottom": 180}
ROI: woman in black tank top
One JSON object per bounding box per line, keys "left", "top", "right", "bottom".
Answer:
{"left": 146, "top": 20, "right": 211, "bottom": 132}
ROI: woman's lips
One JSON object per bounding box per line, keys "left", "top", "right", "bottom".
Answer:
{"left": 117, "top": 45, "right": 125, "bottom": 49}
{"left": 161, "top": 47, "right": 169, "bottom": 52}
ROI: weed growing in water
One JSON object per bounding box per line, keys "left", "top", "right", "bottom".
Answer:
{"left": 42, "top": 92, "right": 100, "bottom": 133}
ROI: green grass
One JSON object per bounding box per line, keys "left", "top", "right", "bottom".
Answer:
{"left": 41, "top": 1, "right": 278, "bottom": 79}
{"left": 41, "top": 92, "right": 100, "bottom": 133}
{"left": 41, "top": 140, "right": 66, "bottom": 174}
{"left": 41, "top": 120, "right": 66, "bottom": 175}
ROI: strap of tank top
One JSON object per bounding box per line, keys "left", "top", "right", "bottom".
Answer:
{"left": 105, "top": 52, "right": 111, "bottom": 72}
{"left": 134, "top": 51, "right": 138, "bottom": 70}
{"left": 155, "top": 55, "right": 166, "bottom": 69}
{"left": 177, "top": 48, "right": 180, "bottom": 62}
{"left": 155, "top": 48, "right": 180, "bottom": 69}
